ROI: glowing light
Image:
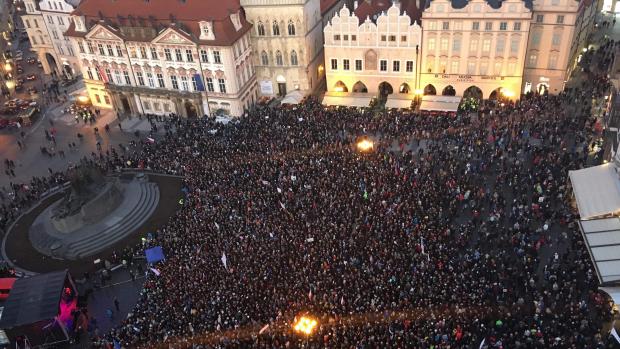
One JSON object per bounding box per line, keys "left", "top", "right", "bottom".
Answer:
{"left": 582, "top": 47, "right": 588, "bottom": 52}
{"left": 501, "top": 89, "right": 514, "bottom": 98}
{"left": 5, "top": 81, "right": 14, "bottom": 89}
{"left": 414, "top": 89, "right": 423, "bottom": 95}
{"left": 356, "top": 139, "right": 374, "bottom": 152}
{"left": 293, "top": 316, "right": 318, "bottom": 335}
{"left": 4, "top": 63, "right": 11, "bottom": 72}
{"left": 334, "top": 86, "right": 344, "bottom": 92}
{"left": 77, "top": 95, "right": 90, "bottom": 103}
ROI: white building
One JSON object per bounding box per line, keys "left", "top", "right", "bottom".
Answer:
{"left": 420, "top": 0, "right": 533, "bottom": 100}
{"left": 241, "top": 0, "right": 342, "bottom": 97}
{"left": 522, "top": 0, "right": 579, "bottom": 94}
{"left": 65, "top": 0, "right": 258, "bottom": 117}
{"left": 323, "top": 1, "right": 422, "bottom": 107}
{"left": 22, "top": 0, "right": 81, "bottom": 78}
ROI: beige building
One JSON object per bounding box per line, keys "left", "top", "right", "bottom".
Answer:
{"left": 323, "top": 1, "right": 422, "bottom": 107}
{"left": 22, "top": 0, "right": 82, "bottom": 78}
{"left": 523, "top": 0, "right": 579, "bottom": 94}
{"left": 420, "top": 0, "right": 532, "bottom": 100}
{"left": 65, "top": 0, "right": 257, "bottom": 117}
{"left": 241, "top": 0, "right": 342, "bottom": 97}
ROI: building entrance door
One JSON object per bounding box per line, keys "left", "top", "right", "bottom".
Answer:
{"left": 278, "top": 83, "right": 287, "bottom": 96}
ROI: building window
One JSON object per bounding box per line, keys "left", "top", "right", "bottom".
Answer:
{"left": 485, "top": 22, "right": 492, "bottom": 31}
{"left": 428, "top": 21, "right": 437, "bottom": 30}
{"left": 181, "top": 76, "right": 189, "bottom": 91}
{"left": 442, "top": 21, "right": 449, "bottom": 30}
{"left": 130, "top": 47, "right": 137, "bottom": 58}
{"left": 344, "top": 35, "right": 348, "bottom": 41}
{"left": 552, "top": 33, "right": 561, "bottom": 46}
{"left": 428, "top": 37, "right": 436, "bottom": 51}
{"left": 510, "top": 37, "right": 519, "bottom": 54}
{"left": 47, "top": 15, "right": 53, "bottom": 24}
{"left": 548, "top": 53, "right": 558, "bottom": 69}
{"left": 469, "top": 38, "right": 478, "bottom": 53}
{"left": 257, "top": 21, "right": 265, "bottom": 36}
{"left": 124, "top": 71, "right": 131, "bottom": 84}
{"left": 467, "top": 62, "right": 476, "bottom": 74}
{"left": 472, "top": 22, "right": 480, "bottom": 31}
{"left": 206, "top": 77, "right": 214, "bottom": 92}
{"left": 200, "top": 50, "right": 208, "bottom": 62}
{"left": 508, "top": 62, "right": 516, "bottom": 75}
{"left": 440, "top": 38, "right": 449, "bottom": 51}
{"left": 153, "top": 102, "right": 161, "bottom": 111}
{"left": 261, "top": 51, "right": 269, "bottom": 65}
{"left": 98, "top": 43, "right": 105, "bottom": 55}
{"left": 528, "top": 53, "right": 538, "bottom": 67}
{"left": 406, "top": 61, "right": 413, "bottom": 72}
{"left": 380, "top": 60, "right": 387, "bottom": 71}
{"left": 536, "top": 14, "right": 544, "bottom": 23}
{"left": 25, "top": 19, "right": 30, "bottom": 28}
{"left": 104, "top": 68, "right": 112, "bottom": 82}
{"left": 479, "top": 62, "right": 488, "bottom": 75}
{"left": 34, "top": 19, "right": 39, "bottom": 28}
{"left": 556, "top": 15, "right": 564, "bottom": 24}
{"left": 117, "top": 45, "right": 123, "bottom": 57}
{"left": 105, "top": 44, "right": 113, "bottom": 56}
{"left": 276, "top": 51, "right": 283, "bottom": 66}
{"left": 531, "top": 32, "right": 541, "bottom": 46}
{"left": 164, "top": 48, "right": 172, "bottom": 61}
{"left": 32, "top": 36, "right": 38, "bottom": 45}
{"left": 190, "top": 76, "right": 197, "bottom": 91}
{"left": 114, "top": 71, "right": 121, "bottom": 84}
{"left": 381, "top": 35, "right": 386, "bottom": 41}
{"left": 140, "top": 46, "right": 147, "bottom": 59}
{"left": 334, "top": 34, "right": 340, "bottom": 41}
{"left": 146, "top": 72, "right": 154, "bottom": 88}
{"left": 499, "top": 22, "right": 507, "bottom": 30}
{"left": 95, "top": 94, "right": 101, "bottom": 103}
{"left": 185, "top": 49, "right": 193, "bottom": 62}
{"left": 272, "top": 21, "right": 280, "bottom": 36}
{"left": 513, "top": 22, "right": 521, "bottom": 31}
{"left": 355, "top": 59, "right": 363, "bottom": 71}
{"left": 170, "top": 75, "right": 179, "bottom": 89}
{"left": 450, "top": 61, "right": 459, "bottom": 73}
{"left": 401, "top": 35, "right": 407, "bottom": 42}
{"left": 494, "top": 61, "right": 502, "bottom": 75}
{"left": 288, "top": 20, "right": 295, "bottom": 35}
{"left": 213, "top": 51, "right": 221, "bottom": 64}
{"left": 218, "top": 78, "right": 226, "bottom": 93}
{"left": 343, "top": 59, "right": 350, "bottom": 70}
{"left": 452, "top": 37, "right": 461, "bottom": 53}
{"left": 86, "top": 69, "right": 93, "bottom": 80}
{"left": 331, "top": 58, "right": 337, "bottom": 70}
{"left": 482, "top": 39, "right": 491, "bottom": 53}
{"left": 143, "top": 101, "right": 150, "bottom": 110}
{"left": 352, "top": 35, "right": 357, "bottom": 41}
{"left": 150, "top": 48, "right": 157, "bottom": 60}
{"left": 78, "top": 42, "right": 85, "bottom": 53}
{"left": 393, "top": 60, "right": 400, "bottom": 72}
{"left": 136, "top": 72, "right": 145, "bottom": 86}
{"left": 290, "top": 50, "right": 298, "bottom": 65}
{"left": 157, "top": 73, "right": 165, "bottom": 88}
{"left": 175, "top": 49, "right": 183, "bottom": 61}
{"left": 496, "top": 37, "right": 505, "bottom": 54}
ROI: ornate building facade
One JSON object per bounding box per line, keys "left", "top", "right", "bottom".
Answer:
{"left": 323, "top": 1, "right": 422, "bottom": 106}
{"left": 22, "top": 0, "right": 81, "bottom": 78}
{"left": 420, "top": 0, "right": 533, "bottom": 100}
{"left": 522, "top": 0, "right": 579, "bottom": 94}
{"left": 65, "top": 0, "right": 257, "bottom": 117}
{"left": 241, "top": 0, "right": 342, "bottom": 97}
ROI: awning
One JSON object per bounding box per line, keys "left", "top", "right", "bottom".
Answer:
{"left": 281, "top": 90, "right": 304, "bottom": 105}
{"left": 385, "top": 97, "right": 413, "bottom": 109}
{"left": 569, "top": 164, "right": 620, "bottom": 219}
{"left": 322, "top": 92, "right": 371, "bottom": 108}
{"left": 600, "top": 286, "right": 620, "bottom": 304}
{"left": 579, "top": 218, "right": 620, "bottom": 284}
{"left": 420, "top": 95, "right": 462, "bottom": 112}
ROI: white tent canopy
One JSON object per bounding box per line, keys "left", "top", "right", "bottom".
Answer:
{"left": 579, "top": 217, "right": 620, "bottom": 284}
{"left": 281, "top": 90, "right": 304, "bottom": 105}
{"left": 322, "top": 92, "right": 372, "bottom": 108}
{"left": 420, "top": 95, "right": 461, "bottom": 112}
{"left": 385, "top": 96, "right": 413, "bottom": 109}
{"left": 569, "top": 164, "right": 620, "bottom": 219}
{"left": 600, "top": 286, "right": 620, "bottom": 304}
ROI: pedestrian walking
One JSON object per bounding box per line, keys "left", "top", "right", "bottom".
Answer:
{"left": 113, "top": 297, "right": 119, "bottom": 312}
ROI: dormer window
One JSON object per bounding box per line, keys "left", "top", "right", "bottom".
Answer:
{"left": 73, "top": 15, "right": 86, "bottom": 32}
{"left": 199, "top": 21, "right": 214, "bottom": 40}
{"left": 231, "top": 11, "right": 242, "bottom": 31}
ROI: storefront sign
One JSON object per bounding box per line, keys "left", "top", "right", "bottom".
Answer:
{"left": 260, "top": 80, "right": 273, "bottom": 95}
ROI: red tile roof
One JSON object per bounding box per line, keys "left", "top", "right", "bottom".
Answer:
{"left": 321, "top": 0, "right": 342, "bottom": 14}
{"left": 354, "top": 0, "right": 421, "bottom": 23}
{"left": 66, "top": 0, "right": 251, "bottom": 46}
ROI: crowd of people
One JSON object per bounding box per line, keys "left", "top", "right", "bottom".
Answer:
{"left": 0, "top": 37, "right": 618, "bottom": 349}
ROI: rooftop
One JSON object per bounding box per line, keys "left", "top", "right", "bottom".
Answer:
{"left": 354, "top": 0, "right": 422, "bottom": 23}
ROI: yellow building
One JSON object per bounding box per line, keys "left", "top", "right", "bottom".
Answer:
{"left": 420, "top": 0, "right": 532, "bottom": 100}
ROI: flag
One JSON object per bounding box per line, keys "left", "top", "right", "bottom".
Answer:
{"left": 193, "top": 74, "right": 205, "bottom": 91}
{"left": 279, "top": 201, "right": 286, "bottom": 210}
{"left": 149, "top": 267, "right": 161, "bottom": 276}
{"left": 96, "top": 65, "right": 108, "bottom": 83}
{"left": 259, "top": 324, "right": 270, "bottom": 335}
{"left": 146, "top": 137, "right": 155, "bottom": 144}
{"left": 363, "top": 191, "right": 368, "bottom": 200}
{"left": 277, "top": 187, "right": 282, "bottom": 193}
{"left": 221, "top": 252, "right": 228, "bottom": 269}
{"left": 261, "top": 180, "right": 270, "bottom": 185}
{"left": 611, "top": 326, "right": 620, "bottom": 343}
{"left": 214, "top": 222, "right": 220, "bottom": 230}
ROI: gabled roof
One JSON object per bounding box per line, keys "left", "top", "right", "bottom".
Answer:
{"left": 354, "top": 0, "right": 422, "bottom": 23}
{"left": 423, "top": 0, "right": 533, "bottom": 10}
{"left": 65, "top": 0, "right": 252, "bottom": 46}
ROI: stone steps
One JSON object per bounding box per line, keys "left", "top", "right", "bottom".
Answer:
{"left": 64, "top": 181, "right": 160, "bottom": 259}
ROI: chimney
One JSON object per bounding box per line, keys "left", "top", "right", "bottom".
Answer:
{"left": 354, "top": 0, "right": 358, "bottom": 9}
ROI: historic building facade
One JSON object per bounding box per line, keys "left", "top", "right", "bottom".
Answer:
{"left": 323, "top": 1, "right": 422, "bottom": 104}
{"left": 522, "top": 0, "right": 579, "bottom": 94}
{"left": 65, "top": 0, "right": 257, "bottom": 117}
{"left": 22, "top": 0, "right": 81, "bottom": 78}
{"left": 420, "top": 0, "right": 533, "bottom": 100}
{"left": 241, "top": 0, "right": 342, "bottom": 97}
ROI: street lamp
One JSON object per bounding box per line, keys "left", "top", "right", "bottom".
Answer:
{"left": 293, "top": 316, "right": 318, "bottom": 336}
{"left": 4, "top": 63, "right": 11, "bottom": 72}
{"left": 356, "top": 138, "right": 374, "bottom": 152}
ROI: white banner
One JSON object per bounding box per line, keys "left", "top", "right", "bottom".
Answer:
{"left": 260, "top": 80, "right": 274, "bottom": 95}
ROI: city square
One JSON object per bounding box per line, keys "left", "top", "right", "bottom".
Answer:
{"left": 0, "top": 0, "right": 619, "bottom": 348}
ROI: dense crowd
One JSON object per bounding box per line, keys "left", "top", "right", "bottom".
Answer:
{"left": 85, "top": 84, "right": 613, "bottom": 348}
